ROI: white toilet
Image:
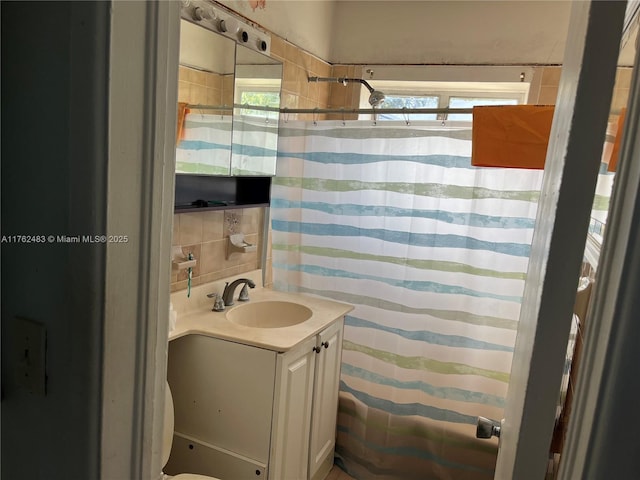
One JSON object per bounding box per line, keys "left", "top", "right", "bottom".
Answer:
{"left": 163, "top": 382, "right": 221, "bottom": 480}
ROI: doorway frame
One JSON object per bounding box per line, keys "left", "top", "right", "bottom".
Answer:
{"left": 559, "top": 16, "right": 640, "bottom": 478}
{"left": 494, "top": 1, "right": 627, "bottom": 478}
{"left": 100, "top": 2, "right": 180, "bottom": 479}
{"left": 105, "top": 1, "right": 640, "bottom": 479}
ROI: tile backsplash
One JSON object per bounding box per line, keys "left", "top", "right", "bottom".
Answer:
{"left": 171, "top": 207, "right": 267, "bottom": 292}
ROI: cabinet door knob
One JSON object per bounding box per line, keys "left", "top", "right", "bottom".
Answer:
{"left": 322, "top": 341, "right": 330, "bottom": 349}
{"left": 313, "top": 346, "right": 321, "bottom": 353}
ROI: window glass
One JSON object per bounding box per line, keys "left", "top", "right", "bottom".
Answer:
{"left": 358, "top": 79, "right": 528, "bottom": 121}
{"left": 238, "top": 90, "right": 280, "bottom": 120}
{"left": 378, "top": 95, "right": 440, "bottom": 120}
{"left": 447, "top": 96, "right": 518, "bottom": 121}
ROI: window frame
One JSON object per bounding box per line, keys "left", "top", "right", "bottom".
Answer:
{"left": 358, "top": 80, "right": 530, "bottom": 121}
{"left": 234, "top": 77, "right": 281, "bottom": 120}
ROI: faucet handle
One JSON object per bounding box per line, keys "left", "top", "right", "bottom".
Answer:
{"left": 238, "top": 284, "right": 250, "bottom": 301}
{"left": 208, "top": 292, "right": 225, "bottom": 312}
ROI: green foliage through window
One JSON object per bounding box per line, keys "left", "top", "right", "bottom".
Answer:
{"left": 238, "top": 91, "right": 280, "bottom": 119}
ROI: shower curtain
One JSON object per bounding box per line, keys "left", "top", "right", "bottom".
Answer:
{"left": 175, "top": 112, "right": 232, "bottom": 175}
{"left": 271, "top": 120, "right": 543, "bottom": 480}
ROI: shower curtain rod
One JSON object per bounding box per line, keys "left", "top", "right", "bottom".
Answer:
{"left": 187, "top": 104, "right": 232, "bottom": 110}
{"left": 279, "top": 106, "right": 474, "bottom": 115}
{"left": 187, "top": 103, "right": 474, "bottom": 115}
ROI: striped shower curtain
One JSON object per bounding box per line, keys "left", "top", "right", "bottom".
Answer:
{"left": 271, "top": 120, "right": 543, "bottom": 480}
{"left": 231, "top": 114, "right": 280, "bottom": 176}
{"left": 176, "top": 112, "right": 232, "bottom": 175}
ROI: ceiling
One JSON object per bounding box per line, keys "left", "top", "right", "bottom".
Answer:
{"left": 328, "top": 1, "right": 573, "bottom": 65}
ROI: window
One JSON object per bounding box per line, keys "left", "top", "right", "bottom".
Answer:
{"left": 359, "top": 79, "right": 529, "bottom": 122}
{"left": 378, "top": 95, "right": 439, "bottom": 120}
{"left": 447, "top": 96, "right": 519, "bottom": 121}
{"left": 235, "top": 75, "right": 281, "bottom": 121}
{"left": 237, "top": 89, "right": 280, "bottom": 121}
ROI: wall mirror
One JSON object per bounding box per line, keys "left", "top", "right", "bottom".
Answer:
{"left": 176, "top": 19, "right": 235, "bottom": 175}
{"left": 231, "top": 45, "right": 282, "bottom": 176}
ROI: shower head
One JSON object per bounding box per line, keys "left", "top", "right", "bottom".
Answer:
{"left": 308, "top": 76, "right": 386, "bottom": 107}
{"left": 368, "top": 91, "right": 386, "bottom": 107}
{"left": 360, "top": 79, "right": 386, "bottom": 107}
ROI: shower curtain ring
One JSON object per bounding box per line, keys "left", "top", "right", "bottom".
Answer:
{"left": 403, "top": 107, "right": 410, "bottom": 126}
{"left": 282, "top": 108, "right": 289, "bottom": 123}
{"left": 341, "top": 108, "right": 346, "bottom": 126}
{"left": 313, "top": 108, "right": 319, "bottom": 126}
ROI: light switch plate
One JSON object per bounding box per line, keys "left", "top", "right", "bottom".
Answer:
{"left": 15, "top": 317, "right": 47, "bottom": 395}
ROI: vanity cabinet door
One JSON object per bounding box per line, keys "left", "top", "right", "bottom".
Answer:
{"left": 309, "top": 318, "right": 344, "bottom": 480}
{"left": 167, "top": 335, "right": 276, "bottom": 464}
{"left": 270, "top": 336, "right": 317, "bottom": 480}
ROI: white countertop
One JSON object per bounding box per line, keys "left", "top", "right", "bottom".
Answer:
{"left": 169, "top": 271, "right": 353, "bottom": 352}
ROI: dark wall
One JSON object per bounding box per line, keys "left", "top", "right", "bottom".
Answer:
{"left": 1, "top": 2, "right": 109, "bottom": 478}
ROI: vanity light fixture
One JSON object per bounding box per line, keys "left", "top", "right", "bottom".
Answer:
{"left": 181, "top": 0, "right": 271, "bottom": 55}
{"left": 191, "top": 4, "right": 212, "bottom": 21}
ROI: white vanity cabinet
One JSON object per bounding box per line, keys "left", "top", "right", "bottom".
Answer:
{"left": 166, "top": 317, "right": 345, "bottom": 480}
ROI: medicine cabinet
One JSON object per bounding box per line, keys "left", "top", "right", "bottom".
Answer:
{"left": 176, "top": 19, "right": 235, "bottom": 176}
{"left": 176, "top": 10, "right": 282, "bottom": 178}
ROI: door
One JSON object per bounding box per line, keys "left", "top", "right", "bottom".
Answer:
{"left": 309, "top": 319, "right": 344, "bottom": 480}
{"left": 270, "top": 336, "right": 317, "bottom": 480}
{"left": 167, "top": 335, "right": 276, "bottom": 464}
{"left": 488, "top": 2, "right": 628, "bottom": 479}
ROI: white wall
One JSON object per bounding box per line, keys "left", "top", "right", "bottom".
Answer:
{"left": 217, "top": 0, "right": 337, "bottom": 60}
{"left": 218, "top": 0, "right": 573, "bottom": 65}
{"left": 330, "top": 1, "right": 572, "bottom": 64}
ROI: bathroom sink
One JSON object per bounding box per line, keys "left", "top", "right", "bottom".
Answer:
{"left": 226, "top": 301, "right": 313, "bottom": 328}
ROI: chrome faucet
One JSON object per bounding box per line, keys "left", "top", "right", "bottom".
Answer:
{"left": 222, "top": 278, "right": 256, "bottom": 306}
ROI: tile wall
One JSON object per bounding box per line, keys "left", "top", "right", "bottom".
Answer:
{"left": 531, "top": 65, "right": 632, "bottom": 111}
{"left": 171, "top": 208, "right": 265, "bottom": 292}
{"left": 269, "top": 36, "right": 361, "bottom": 121}
{"left": 177, "top": 65, "right": 234, "bottom": 107}
{"left": 536, "top": 66, "right": 562, "bottom": 105}
{"left": 611, "top": 67, "right": 632, "bottom": 115}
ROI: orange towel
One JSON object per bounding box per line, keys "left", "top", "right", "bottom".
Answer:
{"left": 472, "top": 105, "right": 555, "bottom": 169}
{"left": 176, "top": 102, "right": 189, "bottom": 145}
{"left": 608, "top": 108, "right": 625, "bottom": 172}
